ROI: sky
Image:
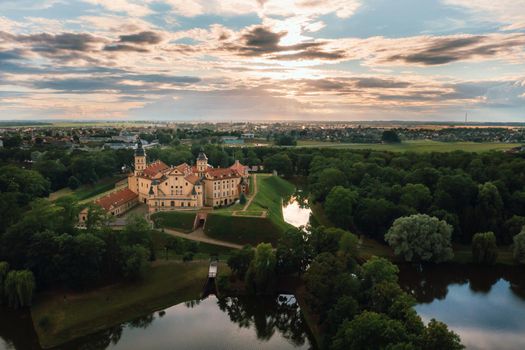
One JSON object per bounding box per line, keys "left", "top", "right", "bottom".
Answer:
{"left": 0, "top": 0, "right": 524, "bottom": 122}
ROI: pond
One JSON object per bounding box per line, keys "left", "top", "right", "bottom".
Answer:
{"left": 1, "top": 294, "right": 316, "bottom": 350}
{"left": 399, "top": 264, "right": 525, "bottom": 350}
{"left": 282, "top": 189, "right": 312, "bottom": 228}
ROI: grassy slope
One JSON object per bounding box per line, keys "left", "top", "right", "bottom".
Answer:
{"left": 296, "top": 140, "right": 521, "bottom": 153}
{"left": 31, "top": 260, "right": 228, "bottom": 349}
{"left": 205, "top": 174, "right": 295, "bottom": 246}
{"left": 151, "top": 211, "right": 197, "bottom": 233}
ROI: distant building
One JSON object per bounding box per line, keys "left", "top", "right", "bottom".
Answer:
{"left": 241, "top": 133, "right": 255, "bottom": 139}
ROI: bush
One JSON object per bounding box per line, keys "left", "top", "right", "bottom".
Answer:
{"left": 4, "top": 270, "right": 36, "bottom": 309}
{"left": 472, "top": 232, "right": 498, "bottom": 264}
{"left": 67, "top": 176, "right": 81, "bottom": 190}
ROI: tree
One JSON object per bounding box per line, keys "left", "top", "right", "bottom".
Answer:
{"left": 471, "top": 232, "right": 498, "bottom": 264}
{"left": 304, "top": 253, "right": 346, "bottom": 314}
{"left": 332, "top": 311, "right": 409, "bottom": 350}
{"left": 120, "top": 245, "right": 149, "bottom": 279}
{"left": 325, "top": 186, "right": 358, "bottom": 229}
{"left": 276, "top": 228, "right": 312, "bottom": 275}
{"left": 3, "top": 270, "right": 36, "bottom": 309}
{"left": 68, "top": 176, "right": 81, "bottom": 190}
{"left": 385, "top": 214, "right": 454, "bottom": 263}
{"left": 263, "top": 153, "right": 293, "bottom": 177}
{"left": 326, "top": 295, "right": 359, "bottom": 336}
{"left": 400, "top": 183, "right": 432, "bottom": 212}
{"left": 245, "top": 243, "right": 276, "bottom": 295}
{"left": 513, "top": 228, "right": 525, "bottom": 264}
{"left": 227, "top": 245, "right": 254, "bottom": 279}
{"left": 419, "top": 319, "right": 464, "bottom": 350}
{"left": 239, "top": 192, "right": 247, "bottom": 205}
{"left": 475, "top": 182, "right": 503, "bottom": 235}
{"left": 310, "top": 226, "right": 346, "bottom": 255}
{"left": 381, "top": 130, "right": 401, "bottom": 143}
{"left": 310, "top": 168, "right": 347, "bottom": 201}
{"left": 361, "top": 256, "right": 399, "bottom": 287}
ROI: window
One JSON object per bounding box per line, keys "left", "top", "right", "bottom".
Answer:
{"left": 171, "top": 201, "right": 174, "bottom": 207}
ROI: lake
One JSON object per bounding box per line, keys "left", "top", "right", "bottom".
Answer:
{"left": 399, "top": 264, "right": 525, "bottom": 350}
{"left": 0, "top": 294, "right": 315, "bottom": 350}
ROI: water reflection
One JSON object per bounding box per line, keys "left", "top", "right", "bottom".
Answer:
{"left": 0, "top": 307, "right": 42, "bottom": 350}
{"left": 399, "top": 264, "right": 525, "bottom": 350}
{"left": 283, "top": 191, "right": 312, "bottom": 228}
{"left": 60, "top": 294, "right": 314, "bottom": 350}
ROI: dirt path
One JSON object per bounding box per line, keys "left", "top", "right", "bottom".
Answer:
{"left": 162, "top": 227, "right": 243, "bottom": 250}
{"left": 242, "top": 174, "right": 258, "bottom": 211}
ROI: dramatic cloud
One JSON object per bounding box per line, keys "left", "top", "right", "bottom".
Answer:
{"left": 0, "top": 0, "right": 524, "bottom": 121}
{"left": 119, "top": 31, "right": 163, "bottom": 44}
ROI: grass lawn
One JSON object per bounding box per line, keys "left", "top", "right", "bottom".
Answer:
{"left": 150, "top": 230, "right": 235, "bottom": 260}
{"left": 205, "top": 174, "right": 295, "bottom": 246}
{"left": 296, "top": 140, "right": 521, "bottom": 153}
{"left": 31, "top": 260, "right": 228, "bottom": 349}
{"left": 151, "top": 211, "right": 197, "bottom": 233}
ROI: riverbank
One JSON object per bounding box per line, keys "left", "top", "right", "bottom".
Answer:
{"left": 31, "top": 260, "right": 228, "bottom": 349}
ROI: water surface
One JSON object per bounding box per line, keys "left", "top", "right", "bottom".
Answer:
{"left": 399, "top": 264, "right": 525, "bottom": 350}
{"left": 282, "top": 190, "right": 312, "bottom": 228}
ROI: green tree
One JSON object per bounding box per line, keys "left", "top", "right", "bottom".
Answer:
{"left": 263, "top": 153, "right": 293, "bottom": 177}
{"left": 419, "top": 319, "right": 464, "bottom": 350}
{"left": 310, "top": 168, "right": 347, "bottom": 201}
{"left": 381, "top": 130, "right": 401, "bottom": 143}
{"left": 120, "top": 245, "right": 149, "bottom": 279}
{"left": 475, "top": 182, "right": 503, "bottom": 235}
{"left": 385, "top": 214, "right": 454, "bottom": 263}
{"left": 68, "top": 176, "right": 81, "bottom": 190}
{"left": 332, "top": 311, "right": 409, "bottom": 350}
{"left": 400, "top": 183, "right": 432, "bottom": 212}
{"left": 239, "top": 192, "right": 247, "bottom": 205}
{"left": 471, "top": 232, "right": 498, "bottom": 264}
{"left": 276, "top": 228, "right": 312, "bottom": 275}
{"left": 361, "top": 256, "right": 399, "bottom": 287}
{"left": 245, "top": 243, "right": 276, "bottom": 295}
{"left": 227, "top": 245, "right": 254, "bottom": 279}
{"left": 3, "top": 270, "right": 36, "bottom": 309}
{"left": 513, "top": 228, "right": 525, "bottom": 264}
{"left": 325, "top": 186, "right": 358, "bottom": 229}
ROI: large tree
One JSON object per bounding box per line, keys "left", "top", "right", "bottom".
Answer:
{"left": 324, "top": 186, "right": 358, "bottom": 229}
{"left": 385, "top": 214, "right": 454, "bottom": 263}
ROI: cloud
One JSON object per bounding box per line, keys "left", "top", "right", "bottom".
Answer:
{"left": 82, "top": 0, "right": 153, "bottom": 17}
{"left": 443, "top": 0, "right": 525, "bottom": 30}
{"left": 385, "top": 34, "right": 525, "bottom": 65}
{"left": 119, "top": 31, "right": 163, "bottom": 44}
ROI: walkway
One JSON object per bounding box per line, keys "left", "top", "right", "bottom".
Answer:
{"left": 242, "top": 174, "right": 258, "bottom": 210}
{"left": 162, "top": 227, "right": 243, "bottom": 250}
{"left": 231, "top": 174, "right": 268, "bottom": 217}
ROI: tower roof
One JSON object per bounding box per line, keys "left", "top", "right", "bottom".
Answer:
{"left": 197, "top": 147, "right": 207, "bottom": 161}
{"left": 135, "top": 140, "right": 145, "bottom": 157}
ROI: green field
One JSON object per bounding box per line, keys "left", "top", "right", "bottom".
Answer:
{"left": 151, "top": 211, "right": 197, "bottom": 233}
{"left": 31, "top": 260, "right": 226, "bottom": 348}
{"left": 296, "top": 140, "right": 522, "bottom": 153}
{"left": 205, "top": 174, "right": 295, "bottom": 246}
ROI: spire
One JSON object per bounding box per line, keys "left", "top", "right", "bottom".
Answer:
{"left": 135, "top": 139, "right": 145, "bottom": 157}
{"left": 197, "top": 146, "right": 207, "bottom": 161}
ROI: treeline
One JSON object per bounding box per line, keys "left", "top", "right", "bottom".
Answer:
{"left": 259, "top": 148, "right": 525, "bottom": 245}
{"left": 225, "top": 226, "right": 463, "bottom": 349}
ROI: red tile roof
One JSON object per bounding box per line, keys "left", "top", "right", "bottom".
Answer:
{"left": 207, "top": 168, "right": 241, "bottom": 180}
{"left": 229, "top": 160, "right": 248, "bottom": 175}
{"left": 95, "top": 188, "right": 138, "bottom": 211}
{"left": 142, "top": 160, "right": 169, "bottom": 177}
{"left": 185, "top": 173, "right": 200, "bottom": 184}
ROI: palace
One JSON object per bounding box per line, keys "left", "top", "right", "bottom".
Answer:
{"left": 82, "top": 141, "right": 249, "bottom": 219}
